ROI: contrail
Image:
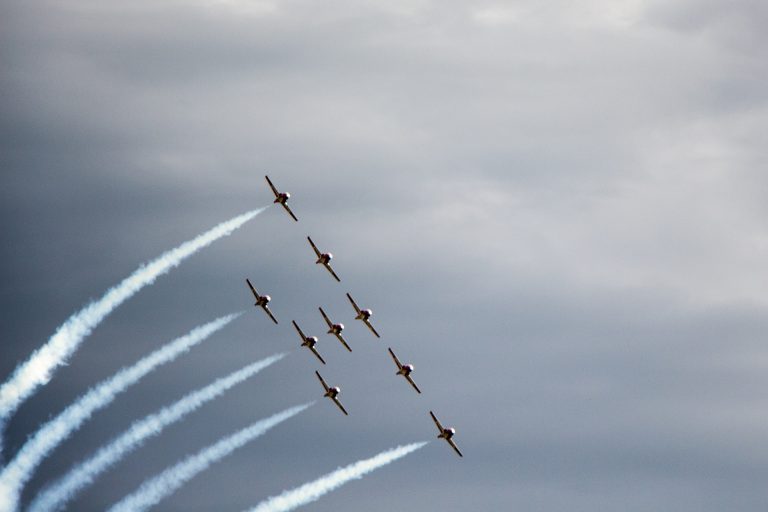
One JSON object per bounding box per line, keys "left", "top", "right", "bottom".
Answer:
{"left": 106, "top": 403, "right": 313, "bottom": 512}
{"left": 0, "top": 314, "right": 238, "bottom": 512}
{"left": 246, "top": 442, "right": 428, "bottom": 512}
{"left": 28, "top": 353, "right": 286, "bottom": 512}
{"left": 0, "top": 208, "right": 266, "bottom": 435}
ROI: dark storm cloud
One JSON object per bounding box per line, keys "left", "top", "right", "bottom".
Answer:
{"left": 2, "top": 0, "right": 767, "bottom": 510}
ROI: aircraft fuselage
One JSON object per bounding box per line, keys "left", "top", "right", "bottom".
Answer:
{"left": 439, "top": 428, "right": 456, "bottom": 440}
{"left": 397, "top": 364, "right": 414, "bottom": 376}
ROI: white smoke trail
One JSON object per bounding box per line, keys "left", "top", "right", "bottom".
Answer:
{"left": 107, "top": 403, "right": 313, "bottom": 512}
{"left": 246, "top": 442, "right": 428, "bottom": 512}
{"left": 28, "top": 353, "right": 286, "bottom": 512}
{"left": 0, "top": 314, "right": 238, "bottom": 512}
{"left": 0, "top": 208, "right": 266, "bottom": 431}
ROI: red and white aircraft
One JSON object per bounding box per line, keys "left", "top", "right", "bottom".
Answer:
{"left": 307, "top": 236, "right": 340, "bottom": 282}
{"left": 346, "top": 293, "right": 380, "bottom": 338}
{"left": 388, "top": 348, "right": 421, "bottom": 394}
{"left": 430, "top": 411, "right": 463, "bottom": 457}
{"left": 265, "top": 175, "right": 298, "bottom": 221}
{"left": 245, "top": 278, "right": 277, "bottom": 324}
{"left": 291, "top": 320, "right": 325, "bottom": 364}
{"left": 319, "top": 307, "right": 351, "bottom": 352}
{"left": 315, "top": 371, "right": 348, "bottom": 415}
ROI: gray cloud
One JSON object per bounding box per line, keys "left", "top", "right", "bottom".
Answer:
{"left": 2, "top": 0, "right": 767, "bottom": 510}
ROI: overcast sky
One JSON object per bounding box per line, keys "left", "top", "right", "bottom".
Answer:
{"left": 2, "top": 0, "right": 768, "bottom": 510}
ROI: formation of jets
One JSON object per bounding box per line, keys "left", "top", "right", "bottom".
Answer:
{"left": 246, "top": 176, "right": 462, "bottom": 457}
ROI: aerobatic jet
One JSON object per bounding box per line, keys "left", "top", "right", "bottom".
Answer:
{"left": 291, "top": 320, "right": 326, "bottom": 364}
{"left": 315, "top": 371, "right": 348, "bottom": 415}
{"left": 346, "top": 293, "right": 380, "bottom": 338}
{"left": 319, "top": 307, "right": 351, "bottom": 352}
{"left": 388, "top": 348, "right": 421, "bottom": 394}
{"left": 245, "top": 278, "right": 277, "bottom": 324}
{"left": 307, "top": 236, "right": 340, "bottom": 282}
{"left": 430, "top": 411, "right": 463, "bottom": 457}
{"left": 265, "top": 175, "right": 298, "bottom": 221}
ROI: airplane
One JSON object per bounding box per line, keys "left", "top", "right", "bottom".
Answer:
{"left": 291, "top": 320, "right": 326, "bottom": 364}
{"left": 387, "top": 348, "right": 421, "bottom": 394}
{"left": 307, "top": 236, "right": 340, "bottom": 282}
{"left": 430, "top": 411, "right": 463, "bottom": 457}
{"left": 346, "top": 293, "right": 380, "bottom": 338}
{"left": 315, "top": 371, "right": 348, "bottom": 415}
{"left": 319, "top": 307, "right": 351, "bottom": 352}
{"left": 265, "top": 175, "right": 298, "bottom": 221}
{"left": 245, "top": 278, "right": 277, "bottom": 324}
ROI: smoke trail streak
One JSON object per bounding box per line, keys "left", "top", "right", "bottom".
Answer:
{"left": 107, "top": 403, "right": 313, "bottom": 512}
{"left": 246, "top": 442, "right": 428, "bottom": 512}
{"left": 0, "top": 314, "right": 238, "bottom": 512}
{"left": 0, "top": 208, "right": 266, "bottom": 432}
{"left": 28, "top": 354, "right": 286, "bottom": 512}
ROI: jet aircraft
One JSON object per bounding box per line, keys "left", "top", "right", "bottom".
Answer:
{"left": 307, "top": 236, "right": 341, "bottom": 282}
{"left": 316, "top": 371, "right": 348, "bottom": 415}
{"left": 430, "top": 411, "right": 463, "bottom": 457}
{"left": 346, "top": 293, "right": 380, "bottom": 338}
{"left": 291, "top": 320, "right": 326, "bottom": 364}
{"left": 388, "top": 348, "right": 421, "bottom": 393}
{"left": 265, "top": 175, "right": 298, "bottom": 221}
{"left": 319, "top": 307, "right": 351, "bottom": 352}
{"left": 245, "top": 278, "right": 277, "bottom": 324}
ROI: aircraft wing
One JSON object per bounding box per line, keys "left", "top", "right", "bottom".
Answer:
{"left": 335, "top": 332, "right": 352, "bottom": 352}
{"left": 245, "top": 278, "right": 259, "bottom": 300}
{"left": 447, "top": 438, "right": 463, "bottom": 457}
{"left": 332, "top": 397, "right": 349, "bottom": 416}
{"left": 309, "top": 346, "right": 326, "bottom": 365}
{"left": 430, "top": 411, "right": 444, "bottom": 432}
{"left": 291, "top": 320, "right": 306, "bottom": 341}
{"left": 364, "top": 319, "right": 380, "bottom": 338}
{"left": 346, "top": 293, "right": 361, "bottom": 314}
{"left": 405, "top": 375, "right": 422, "bottom": 394}
{"left": 262, "top": 305, "right": 278, "bottom": 324}
{"left": 315, "top": 371, "right": 330, "bottom": 392}
{"left": 324, "top": 263, "right": 341, "bottom": 282}
{"left": 307, "top": 236, "right": 322, "bottom": 258}
{"left": 387, "top": 348, "right": 403, "bottom": 369}
{"left": 281, "top": 203, "right": 298, "bottom": 222}
{"left": 265, "top": 175, "right": 279, "bottom": 197}
{"left": 318, "top": 307, "right": 333, "bottom": 329}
